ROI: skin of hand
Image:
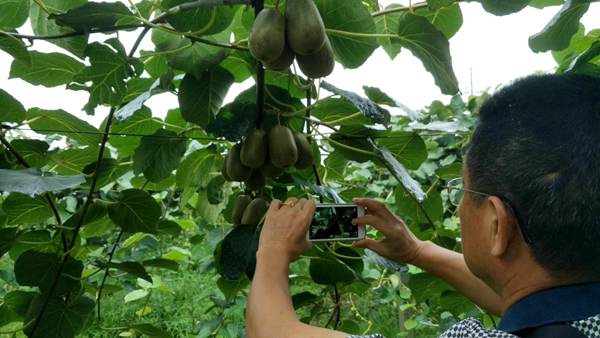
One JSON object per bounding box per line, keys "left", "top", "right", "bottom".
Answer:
{"left": 257, "top": 197, "right": 316, "bottom": 263}
{"left": 351, "top": 198, "right": 426, "bottom": 264}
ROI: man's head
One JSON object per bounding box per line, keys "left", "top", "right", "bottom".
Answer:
{"left": 461, "top": 74, "right": 600, "bottom": 285}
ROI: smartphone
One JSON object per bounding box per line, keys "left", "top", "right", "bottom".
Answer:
{"left": 307, "top": 204, "right": 365, "bottom": 242}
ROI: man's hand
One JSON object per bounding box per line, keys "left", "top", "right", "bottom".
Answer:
{"left": 257, "top": 198, "right": 315, "bottom": 263}
{"left": 352, "top": 198, "right": 425, "bottom": 264}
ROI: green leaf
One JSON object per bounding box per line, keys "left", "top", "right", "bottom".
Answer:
{"left": 292, "top": 291, "right": 319, "bottom": 309}
{"left": 9, "top": 230, "right": 53, "bottom": 260}
{"left": 28, "top": 108, "right": 101, "bottom": 146}
{"left": 130, "top": 323, "right": 172, "bottom": 338}
{"left": 29, "top": 0, "right": 89, "bottom": 58}
{"left": 163, "top": 0, "right": 236, "bottom": 36}
{"left": 0, "top": 227, "right": 19, "bottom": 258}
{"left": 567, "top": 40, "right": 600, "bottom": 72}
{"left": 217, "top": 277, "right": 248, "bottom": 300}
{"left": 374, "top": 4, "right": 403, "bottom": 59}
{"left": 2, "top": 193, "right": 52, "bottom": 224}
{"left": 205, "top": 101, "right": 258, "bottom": 142}
{"left": 122, "top": 232, "right": 158, "bottom": 249}
{"left": 176, "top": 148, "right": 221, "bottom": 189}
{"left": 124, "top": 289, "right": 149, "bottom": 303}
{"left": 143, "top": 258, "right": 179, "bottom": 271}
{"left": 10, "top": 140, "right": 50, "bottom": 168}
{"left": 99, "top": 261, "right": 152, "bottom": 282}
{"left": 377, "top": 132, "right": 427, "bottom": 170}
{"left": 0, "top": 89, "right": 25, "bottom": 123}
{"left": 0, "top": 0, "right": 29, "bottom": 29}
{"left": 315, "top": 0, "right": 378, "bottom": 68}
{"left": 529, "top": 0, "right": 591, "bottom": 52}
{"left": 218, "top": 224, "right": 259, "bottom": 281}
{"left": 428, "top": 0, "right": 456, "bottom": 11}
{"left": 49, "top": 1, "right": 135, "bottom": 32}
{"left": 14, "top": 250, "right": 83, "bottom": 296}
{"left": 82, "top": 158, "right": 130, "bottom": 188}
{"left": 552, "top": 27, "right": 600, "bottom": 71}
{"left": 0, "top": 168, "right": 84, "bottom": 196}
{"left": 394, "top": 12, "right": 459, "bottom": 95}
{"left": 321, "top": 81, "right": 390, "bottom": 125}
{"left": 108, "top": 189, "right": 161, "bottom": 233}
{"left": 309, "top": 257, "right": 355, "bottom": 285}
{"left": 179, "top": 68, "right": 234, "bottom": 127}
{"left": 49, "top": 147, "right": 100, "bottom": 175}
{"left": 479, "top": 0, "right": 529, "bottom": 15}
{"left": 73, "top": 40, "right": 136, "bottom": 114}
{"left": 9, "top": 51, "right": 84, "bottom": 87}
{"left": 311, "top": 97, "right": 372, "bottom": 126}
{"left": 2, "top": 290, "right": 35, "bottom": 319}
{"left": 396, "top": 188, "right": 443, "bottom": 225}
{"left": 375, "top": 144, "right": 425, "bottom": 201}
{"left": 109, "top": 107, "right": 162, "bottom": 156}
{"left": 132, "top": 129, "right": 187, "bottom": 182}
{"left": 206, "top": 175, "right": 226, "bottom": 205}
{"left": 0, "top": 32, "right": 30, "bottom": 65}
{"left": 63, "top": 200, "right": 107, "bottom": 230}
{"left": 421, "top": 3, "right": 463, "bottom": 39}
{"left": 529, "top": 0, "right": 565, "bottom": 8}
{"left": 24, "top": 294, "right": 95, "bottom": 338}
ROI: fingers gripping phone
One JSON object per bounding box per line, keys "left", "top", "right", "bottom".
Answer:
{"left": 307, "top": 204, "right": 365, "bottom": 242}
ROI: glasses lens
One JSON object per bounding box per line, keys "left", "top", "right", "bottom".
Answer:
{"left": 447, "top": 178, "right": 464, "bottom": 206}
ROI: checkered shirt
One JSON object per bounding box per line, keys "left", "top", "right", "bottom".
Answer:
{"left": 346, "top": 313, "right": 600, "bottom": 338}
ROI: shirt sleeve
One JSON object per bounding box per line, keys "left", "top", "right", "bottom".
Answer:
{"left": 346, "top": 335, "right": 386, "bottom": 338}
{"left": 439, "top": 318, "right": 519, "bottom": 338}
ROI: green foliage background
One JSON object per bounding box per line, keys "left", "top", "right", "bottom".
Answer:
{"left": 0, "top": 0, "right": 598, "bottom": 337}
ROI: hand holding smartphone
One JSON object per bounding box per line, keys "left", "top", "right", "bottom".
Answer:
{"left": 307, "top": 204, "right": 365, "bottom": 242}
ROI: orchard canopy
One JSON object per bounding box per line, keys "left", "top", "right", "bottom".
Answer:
{"left": 0, "top": 0, "right": 598, "bottom": 337}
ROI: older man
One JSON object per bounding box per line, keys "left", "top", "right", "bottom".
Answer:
{"left": 245, "top": 74, "right": 600, "bottom": 338}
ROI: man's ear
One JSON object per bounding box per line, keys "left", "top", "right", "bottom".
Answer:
{"left": 487, "top": 196, "right": 516, "bottom": 257}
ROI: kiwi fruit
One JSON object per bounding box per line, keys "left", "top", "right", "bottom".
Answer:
{"left": 241, "top": 197, "right": 269, "bottom": 226}
{"left": 226, "top": 143, "right": 251, "bottom": 182}
{"left": 266, "top": 44, "right": 295, "bottom": 71}
{"left": 261, "top": 160, "right": 285, "bottom": 178}
{"left": 286, "top": 0, "right": 326, "bottom": 55}
{"left": 221, "top": 154, "right": 233, "bottom": 181}
{"left": 241, "top": 129, "right": 267, "bottom": 169}
{"left": 296, "top": 36, "right": 335, "bottom": 79}
{"left": 249, "top": 8, "right": 286, "bottom": 63}
{"left": 232, "top": 194, "right": 252, "bottom": 224}
{"left": 245, "top": 169, "right": 267, "bottom": 191}
{"left": 293, "top": 133, "right": 314, "bottom": 169}
{"left": 269, "top": 125, "right": 298, "bottom": 168}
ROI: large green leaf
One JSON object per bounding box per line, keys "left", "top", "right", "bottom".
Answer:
{"left": 29, "top": 0, "right": 88, "bottom": 58}
{"left": 0, "top": 227, "right": 19, "bottom": 258}
{"left": 376, "top": 144, "right": 425, "bottom": 201}
{"left": 2, "top": 193, "right": 52, "bottom": 225}
{"left": 0, "top": 0, "right": 29, "bottom": 29}
{"left": 9, "top": 230, "right": 53, "bottom": 260}
{"left": 396, "top": 188, "right": 443, "bottom": 225}
{"left": 24, "top": 294, "right": 95, "bottom": 338}
{"left": 0, "top": 32, "right": 30, "bottom": 66}
{"left": 109, "top": 107, "right": 162, "bottom": 156}
{"left": 9, "top": 51, "right": 84, "bottom": 87}
{"left": 420, "top": 3, "right": 463, "bottom": 39}
{"left": 321, "top": 81, "right": 390, "bottom": 125}
{"left": 529, "top": 0, "right": 565, "bottom": 8}
{"left": 133, "top": 129, "right": 187, "bottom": 182}
{"left": 10, "top": 140, "right": 50, "bottom": 168}
{"left": 309, "top": 257, "right": 355, "bottom": 285}
{"left": 0, "top": 89, "right": 25, "bottom": 123}
{"left": 176, "top": 148, "right": 221, "bottom": 189}
{"left": 108, "top": 189, "right": 161, "bottom": 233}
{"left": 27, "top": 108, "right": 101, "bottom": 146}
{"left": 98, "top": 261, "right": 152, "bottom": 282}
{"left": 73, "top": 39, "right": 137, "bottom": 114}
{"left": 374, "top": 4, "right": 403, "bottom": 59}
{"left": 179, "top": 68, "right": 234, "bottom": 127}
{"left": 567, "top": 40, "right": 600, "bottom": 72}
{"left": 529, "top": 0, "right": 591, "bottom": 52}
{"left": 205, "top": 101, "right": 258, "bottom": 142}
{"left": 14, "top": 250, "right": 83, "bottom": 296}
{"left": 48, "top": 147, "right": 101, "bottom": 175}
{"left": 394, "top": 12, "right": 458, "bottom": 95}
{"left": 311, "top": 98, "right": 372, "bottom": 126}
{"left": 218, "top": 224, "right": 259, "bottom": 281}
{"left": 1, "top": 290, "right": 35, "bottom": 320}
{"left": 163, "top": 0, "right": 237, "bottom": 36}
{"left": 552, "top": 27, "right": 600, "bottom": 71}
{"left": 315, "top": 0, "right": 378, "bottom": 68}
{"left": 0, "top": 168, "right": 84, "bottom": 196}
{"left": 49, "top": 1, "right": 135, "bottom": 32}
{"left": 479, "top": 0, "right": 529, "bottom": 15}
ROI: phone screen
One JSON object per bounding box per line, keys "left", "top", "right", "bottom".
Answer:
{"left": 309, "top": 205, "right": 358, "bottom": 240}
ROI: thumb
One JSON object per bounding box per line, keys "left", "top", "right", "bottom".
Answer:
{"left": 352, "top": 238, "right": 382, "bottom": 252}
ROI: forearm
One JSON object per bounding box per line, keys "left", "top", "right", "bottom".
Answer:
{"left": 246, "top": 249, "right": 300, "bottom": 338}
{"left": 412, "top": 241, "right": 503, "bottom": 315}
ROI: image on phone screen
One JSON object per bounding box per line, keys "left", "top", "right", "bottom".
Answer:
{"left": 309, "top": 205, "right": 358, "bottom": 240}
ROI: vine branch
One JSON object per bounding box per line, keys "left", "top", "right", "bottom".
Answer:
{"left": 96, "top": 229, "right": 124, "bottom": 320}
{"left": 27, "top": 27, "right": 151, "bottom": 337}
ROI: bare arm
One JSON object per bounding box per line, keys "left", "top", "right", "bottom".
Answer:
{"left": 246, "top": 198, "right": 348, "bottom": 338}
{"left": 352, "top": 198, "right": 502, "bottom": 316}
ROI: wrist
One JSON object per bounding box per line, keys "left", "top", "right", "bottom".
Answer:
{"left": 256, "top": 245, "right": 292, "bottom": 266}
{"left": 406, "top": 239, "right": 431, "bottom": 266}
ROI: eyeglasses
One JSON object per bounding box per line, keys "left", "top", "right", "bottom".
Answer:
{"left": 445, "top": 178, "right": 534, "bottom": 245}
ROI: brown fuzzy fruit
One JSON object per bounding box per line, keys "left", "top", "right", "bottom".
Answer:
{"left": 241, "top": 129, "right": 267, "bottom": 169}
{"left": 245, "top": 169, "right": 266, "bottom": 191}
{"left": 286, "top": 0, "right": 326, "bottom": 55}
{"left": 293, "top": 133, "right": 314, "bottom": 169}
{"left": 241, "top": 197, "right": 269, "bottom": 226}
{"left": 269, "top": 125, "right": 298, "bottom": 168}
{"left": 296, "top": 36, "right": 335, "bottom": 79}
{"left": 226, "top": 143, "right": 251, "bottom": 182}
{"left": 232, "top": 194, "right": 252, "bottom": 224}
{"left": 249, "top": 8, "right": 286, "bottom": 63}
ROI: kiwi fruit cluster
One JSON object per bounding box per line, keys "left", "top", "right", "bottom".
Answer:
{"left": 221, "top": 125, "right": 315, "bottom": 191}
{"left": 248, "top": 0, "right": 335, "bottom": 78}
